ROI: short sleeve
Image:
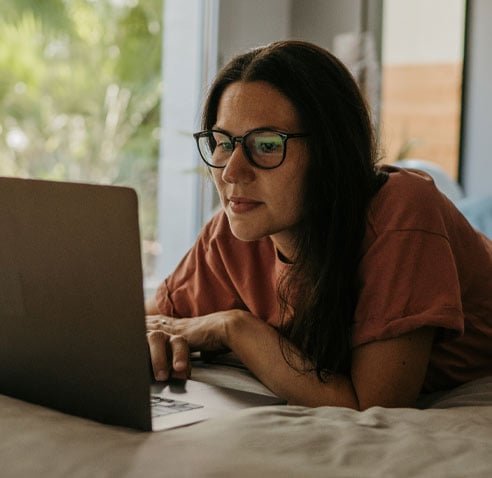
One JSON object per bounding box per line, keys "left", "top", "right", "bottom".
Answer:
{"left": 154, "top": 211, "right": 281, "bottom": 322}
{"left": 155, "top": 214, "right": 246, "bottom": 318}
{"left": 352, "top": 229, "right": 465, "bottom": 347}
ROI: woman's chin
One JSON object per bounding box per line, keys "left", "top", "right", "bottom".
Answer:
{"left": 227, "top": 219, "right": 268, "bottom": 243}
{"left": 229, "top": 227, "right": 265, "bottom": 243}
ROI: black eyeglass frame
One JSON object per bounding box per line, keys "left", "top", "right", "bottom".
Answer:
{"left": 193, "top": 128, "right": 308, "bottom": 170}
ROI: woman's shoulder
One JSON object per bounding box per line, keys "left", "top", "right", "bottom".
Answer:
{"left": 367, "top": 165, "right": 455, "bottom": 236}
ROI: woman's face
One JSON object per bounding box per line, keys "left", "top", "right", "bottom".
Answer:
{"left": 211, "top": 81, "right": 309, "bottom": 259}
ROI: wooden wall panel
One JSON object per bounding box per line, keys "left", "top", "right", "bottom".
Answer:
{"left": 380, "top": 63, "right": 463, "bottom": 178}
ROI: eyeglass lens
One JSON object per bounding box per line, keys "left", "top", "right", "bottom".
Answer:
{"left": 199, "top": 131, "right": 285, "bottom": 168}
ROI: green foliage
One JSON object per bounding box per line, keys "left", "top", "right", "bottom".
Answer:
{"left": 0, "top": 0, "right": 163, "bottom": 271}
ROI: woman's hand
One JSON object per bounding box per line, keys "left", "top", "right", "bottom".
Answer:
{"left": 145, "top": 310, "right": 250, "bottom": 381}
{"left": 146, "top": 316, "right": 191, "bottom": 381}
{"left": 146, "top": 310, "right": 244, "bottom": 351}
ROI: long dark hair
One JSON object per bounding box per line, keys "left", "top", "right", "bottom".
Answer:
{"left": 202, "top": 40, "right": 386, "bottom": 379}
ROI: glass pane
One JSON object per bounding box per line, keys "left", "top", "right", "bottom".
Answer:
{"left": 0, "top": 0, "right": 163, "bottom": 279}
{"left": 380, "top": 0, "right": 467, "bottom": 179}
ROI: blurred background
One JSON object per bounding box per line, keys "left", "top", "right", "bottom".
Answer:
{"left": 1, "top": 0, "right": 490, "bottom": 294}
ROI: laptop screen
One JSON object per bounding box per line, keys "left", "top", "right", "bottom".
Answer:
{"left": 0, "top": 177, "right": 152, "bottom": 430}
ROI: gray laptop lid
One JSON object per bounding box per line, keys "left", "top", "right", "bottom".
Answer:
{"left": 0, "top": 177, "right": 152, "bottom": 430}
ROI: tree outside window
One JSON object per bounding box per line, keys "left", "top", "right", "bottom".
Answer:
{"left": 0, "top": 0, "right": 163, "bottom": 278}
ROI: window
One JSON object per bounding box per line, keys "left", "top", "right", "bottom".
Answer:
{"left": 380, "top": 0, "right": 467, "bottom": 178}
{"left": 153, "top": 0, "right": 219, "bottom": 289}
{"left": 0, "top": 0, "right": 163, "bottom": 281}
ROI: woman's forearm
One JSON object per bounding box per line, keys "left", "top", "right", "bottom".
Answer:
{"left": 147, "top": 308, "right": 433, "bottom": 409}
{"left": 224, "top": 311, "right": 360, "bottom": 409}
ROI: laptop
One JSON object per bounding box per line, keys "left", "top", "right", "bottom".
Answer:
{"left": 0, "top": 177, "right": 283, "bottom": 431}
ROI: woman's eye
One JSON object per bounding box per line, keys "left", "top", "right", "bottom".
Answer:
{"left": 217, "top": 140, "right": 233, "bottom": 152}
{"left": 255, "top": 137, "right": 282, "bottom": 154}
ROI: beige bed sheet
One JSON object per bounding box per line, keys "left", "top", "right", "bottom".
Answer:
{"left": 1, "top": 376, "right": 491, "bottom": 477}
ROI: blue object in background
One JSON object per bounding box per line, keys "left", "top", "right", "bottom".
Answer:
{"left": 393, "top": 159, "right": 492, "bottom": 239}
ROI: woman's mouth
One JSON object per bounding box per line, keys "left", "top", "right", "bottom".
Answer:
{"left": 228, "top": 196, "right": 262, "bottom": 213}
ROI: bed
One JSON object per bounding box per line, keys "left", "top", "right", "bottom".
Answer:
{"left": 1, "top": 369, "right": 491, "bottom": 478}
{"left": 2, "top": 165, "right": 491, "bottom": 477}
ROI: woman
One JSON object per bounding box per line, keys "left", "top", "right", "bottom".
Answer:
{"left": 146, "top": 40, "right": 492, "bottom": 409}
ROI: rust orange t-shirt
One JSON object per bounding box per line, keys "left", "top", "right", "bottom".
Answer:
{"left": 156, "top": 167, "right": 492, "bottom": 393}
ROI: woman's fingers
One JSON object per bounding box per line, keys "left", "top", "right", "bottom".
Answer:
{"left": 169, "top": 335, "right": 191, "bottom": 380}
{"left": 145, "top": 315, "right": 174, "bottom": 331}
{"left": 147, "top": 330, "right": 171, "bottom": 381}
{"left": 146, "top": 328, "right": 191, "bottom": 381}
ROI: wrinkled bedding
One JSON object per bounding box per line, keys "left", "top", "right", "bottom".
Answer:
{"left": 1, "top": 376, "right": 491, "bottom": 477}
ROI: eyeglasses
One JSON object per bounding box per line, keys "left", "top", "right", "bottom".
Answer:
{"left": 193, "top": 129, "right": 308, "bottom": 170}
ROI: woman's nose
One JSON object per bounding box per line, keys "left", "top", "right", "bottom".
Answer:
{"left": 221, "top": 143, "right": 255, "bottom": 184}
